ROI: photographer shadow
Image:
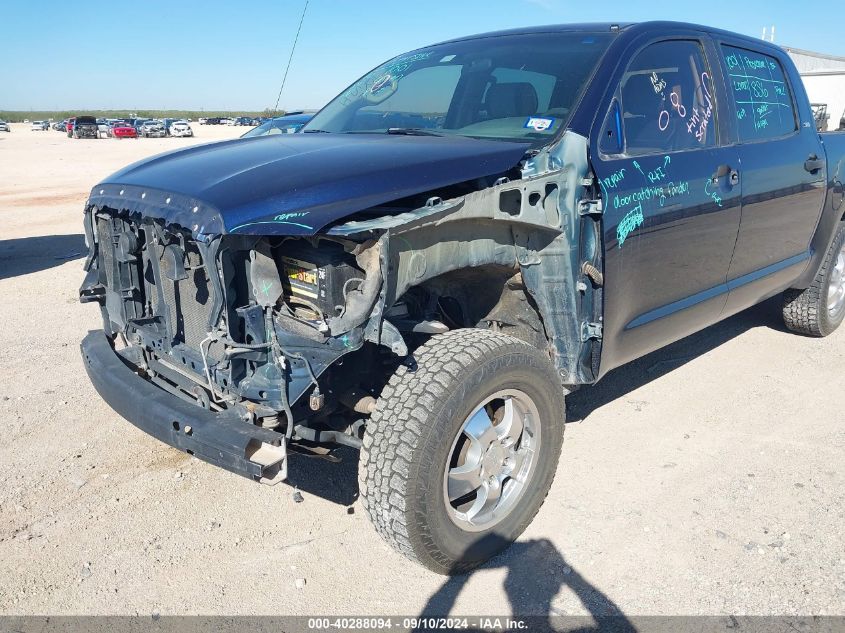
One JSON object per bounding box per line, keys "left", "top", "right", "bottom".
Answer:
{"left": 0, "top": 234, "right": 87, "bottom": 280}
{"left": 419, "top": 537, "right": 636, "bottom": 632}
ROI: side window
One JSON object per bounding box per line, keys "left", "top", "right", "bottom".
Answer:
{"left": 721, "top": 44, "right": 797, "bottom": 141}
{"left": 619, "top": 40, "right": 717, "bottom": 156}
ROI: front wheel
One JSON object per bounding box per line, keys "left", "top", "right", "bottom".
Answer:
{"left": 359, "top": 329, "right": 565, "bottom": 574}
{"left": 783, "top": 221, "right": 845, "bottom": 336}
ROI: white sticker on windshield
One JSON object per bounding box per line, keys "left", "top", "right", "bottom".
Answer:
{"left": 524, "top": 117, "right": 556, "bottom": 132}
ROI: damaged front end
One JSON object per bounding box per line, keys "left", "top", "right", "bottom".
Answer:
{"left": 80, "top": 191, "right": 387, "bottom": 483}
{"left": 79, "top": 130, "right": 604, "bottom": 485}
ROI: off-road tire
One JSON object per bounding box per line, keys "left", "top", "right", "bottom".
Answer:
{"left": 783, "top": 221, "right": 845, "bottom": 336}
{"left": 359, "top": 328, "right": 565, "bottom": 574}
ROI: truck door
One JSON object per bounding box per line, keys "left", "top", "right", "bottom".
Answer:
{"left": 591, "top": 36, "right": 742, "bottom": 372}
{"left": 716, "top": 42, "right": 827, "bottom": 314}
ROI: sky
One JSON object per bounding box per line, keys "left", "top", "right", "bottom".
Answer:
{"left": 2, "top": 0, "right": 842, "bottom": 112}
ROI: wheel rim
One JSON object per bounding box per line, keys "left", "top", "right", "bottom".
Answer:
{"left": 829, "top": 242, "right": 845, "bottom": 321}
{"left": 443, "top": 389, "right": 541, "bottom": 532}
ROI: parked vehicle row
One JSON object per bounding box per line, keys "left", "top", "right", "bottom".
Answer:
{"left": 199, "top": 115, "right": 281, "bottom": 126}
{"left": 50, "top": 116, "right": 195, "bottom": 139}
{"left": 6, "top": 113, "right": 307, "bottom": 138}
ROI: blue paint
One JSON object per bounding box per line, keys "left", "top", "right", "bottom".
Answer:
{"left": 626, "top": 281, "right": 726, "bottom": 330}
{"left": 726, "top": 251, "right": 810, "bottom": 290}
{"left": 95, "top": 133, "right": 530, "bottom": 237}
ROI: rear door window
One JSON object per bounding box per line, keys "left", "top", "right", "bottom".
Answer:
{"left": 619, "top": 40, "right": 717, "bottom": 156}
{"left": 720, "top": 44, "right": 797, "bottom": 141}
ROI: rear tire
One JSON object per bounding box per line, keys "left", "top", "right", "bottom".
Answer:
{"left": 783, "top": 221, "right": 845, "bottom": 336}
{"left": 359, "top": 329, "right": 565, "bottom": 574}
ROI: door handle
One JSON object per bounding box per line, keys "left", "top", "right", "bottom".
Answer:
{"left": 804, "top": 155, "right": 824, "bottom": 173}
{"left": 712, "top": 165, "right": 739, "bottom": 187}
{"left": 712, "top": 164, "right": 730, "bottom": 184}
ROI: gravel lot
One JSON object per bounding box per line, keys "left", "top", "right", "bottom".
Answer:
{"left": 0, "top": 122, "right": 843, "bottom": 618}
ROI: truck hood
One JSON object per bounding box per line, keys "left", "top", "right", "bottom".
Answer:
{"left": 88, "top": 133, "right": 531, "bottom": 236}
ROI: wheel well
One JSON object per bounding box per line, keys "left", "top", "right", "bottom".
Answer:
{"left": 392, "top": 265, "right": 551, "bottom": 352}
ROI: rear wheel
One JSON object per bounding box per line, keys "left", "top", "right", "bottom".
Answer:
{"left": 359, "top": 329, "right": 565, "bottom": 574}
{"left": 783, "top": 221, "right": 845, "bottom": 336}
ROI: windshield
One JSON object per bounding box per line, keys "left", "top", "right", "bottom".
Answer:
{"left": 242, "top": 117, "right": 308, "bottom": 138}
{"left": 304, "top": 31, "right": 613, "bottom": 144}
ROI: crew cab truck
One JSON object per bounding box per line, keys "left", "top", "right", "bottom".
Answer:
{"left": 79, "top": 22, "right": 845, "bottom": 574}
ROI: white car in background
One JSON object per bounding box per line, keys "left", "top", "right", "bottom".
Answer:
{"left": 0, "top": 120, "right": 10, "bottom": 132}
{"left": 169, "top": 120, "right": 193, "bottom": 137}
{"left": 30, "top": 120, "right": 48, "bottom": 131}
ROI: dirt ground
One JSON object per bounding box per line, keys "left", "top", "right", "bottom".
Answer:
{"left": 0, "top": 122, "right": 843, "bottom": 618}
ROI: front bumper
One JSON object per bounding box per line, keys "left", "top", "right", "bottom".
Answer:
{"left": 80, "top": 330, "right": 287, "bottom": 484}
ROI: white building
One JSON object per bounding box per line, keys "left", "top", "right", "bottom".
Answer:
{"left": 784, "top": 47, "right": 845, "bottom": 130}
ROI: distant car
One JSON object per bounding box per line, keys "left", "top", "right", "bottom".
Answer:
{"left": 222, "top": 117, "right": 237, "bottom": 126}
{"left": 53, "top": 120, "right": 66, "bottom": 131}
{"left": 158, "top": 118, "right": 178, "bottom": 135}
{"left": 111, "top": 122, "right": 138, "bottom": 139}
{"left": 198, "top": 117, "right": 208, "bottom": 125}
{"left": 204, "top": 117, "right": 221, "bottom": 125}
{"left": 240, "top": 113, "right": 312, "bottom": 138}
{"left": 129, "top": 118, "right": 151, "bottom": 135}
{"left": 169, "top": 120, "right": 193, "bottom": 137}
{"left": 31, "top": 120, "right": 45, "bottom": 131}
{"left": 96, "top": 119, "right": 110, "bottom": 138}
{"left": 0, "top": 120, "right": 11, "bottom": 132}
{"left": 140, "top": 120, "right": 166, "bottom": 137}
{"left": 72, "top": 116, "right": 99, "bottom": 139}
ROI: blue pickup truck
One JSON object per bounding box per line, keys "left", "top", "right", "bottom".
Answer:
{"left": 80, "top": 21, "right": 845, "bottom": 573}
